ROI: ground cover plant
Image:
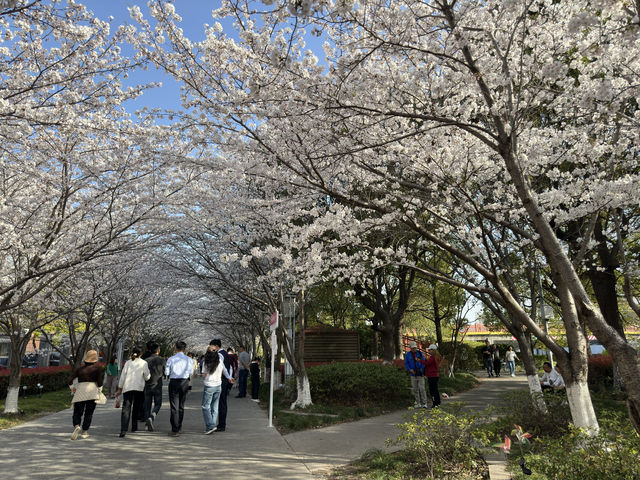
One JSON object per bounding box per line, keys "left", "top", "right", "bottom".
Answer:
{"left": 487, "top": 389, "right": 638, "bottom": 480}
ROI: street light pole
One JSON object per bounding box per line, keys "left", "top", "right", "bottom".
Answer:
{"left": 537, "top": 265, "right": 554, "bottom": 366}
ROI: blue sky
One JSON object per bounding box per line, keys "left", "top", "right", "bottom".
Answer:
{"left": 82, "top": 0, "right": 228, "bottom": 112}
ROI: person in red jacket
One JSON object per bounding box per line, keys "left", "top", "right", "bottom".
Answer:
{"left": 422, "top": 344, "right": 442, "bottom": 408}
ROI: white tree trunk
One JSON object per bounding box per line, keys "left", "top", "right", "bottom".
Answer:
{"left": 526, "top": 374, "right": 548, "bottom": 414}
{"left": 566, "top": 380, "right": 599, "bottom": 435}
{"left": 3, "top": 386, "right": 19, "bottom": 414}
{"left": 290, "top": 372, "right": 312, "bottom": 409}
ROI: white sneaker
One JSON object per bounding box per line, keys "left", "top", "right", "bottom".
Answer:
{"left": 511, "top": 373, "right": 515, "bottom": 377}
{"left": 71, "top": 425, "right": 81, "bottom": 440}
{"left": 80, "top": 432, "right": 89, "bottom": 439}
{"left": 413, "top": 403, "right": 420, "bottom": 408}
{"left": 422, "top": 403, "right": 429, "bottom": 408}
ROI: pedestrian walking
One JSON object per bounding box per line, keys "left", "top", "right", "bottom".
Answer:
{"left": 505, "top": 346, "right": 519, "bottom": 377}
{"left": 236, "top": 345, "right": 251, "bottom": 398}
{"left": 201, "top": 346, "right": 234, "bottom": 434}
{"left": 143, "top": 342, "right": 166, "bottom": 431}
{"left": 209, "top": 339, "right": 232, "bottom": 431}
{"left": 165, "top": 341, "right": 192, "bottom": 436}
{"left": 482, "top": 340, "right": 494, "bottom": 377}
{"left": 104, "top": 355, "right": 119, "bottom": 399}
{"left": 227, "top": 347, "right": 239, "bottom": 392}
{"left": 404, "top": 341, "right": 429, "bottom": 408}
{"left": 250, "top": 356, "right": 261, "bottom": 401}
{"left": 492, "top": 344, "right": 502, "bottom": 377}
{"left": 68, "top": 350, "right": 104, "bottom": 440}
{"left": 116, "top": 347, "right": 150, "bottom": 438}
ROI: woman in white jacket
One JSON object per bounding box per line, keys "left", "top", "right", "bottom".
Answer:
{"left": 116, "top": 347, "right": 150, "bottom": 437}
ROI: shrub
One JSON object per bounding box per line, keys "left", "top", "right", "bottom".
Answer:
{"left": 0, "top": 365, "right": 104, "bottom": 398}
{"left": 438, "top": 342, "right": 481, "bottom": 372}
{"left": 489, "top": 390, "right": 572, "bottom": 440}
{"left": 587, "top": 355, "right": 613, "bottom": 390}
{"left": 394, "top": 404, "right": 490, "bottom": 479}
{"left": 305, "top": 362, "right": 411, "bottom": 406}
{"left": 511, "top": 412, "right": 640, "bottom": 480}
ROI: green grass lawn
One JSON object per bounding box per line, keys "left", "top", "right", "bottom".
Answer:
{"left": 0, "top": 389, "right": 72, "bottom": 430}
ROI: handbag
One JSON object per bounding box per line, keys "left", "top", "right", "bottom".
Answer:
{"left": 95, "top": 388, "right": 107, "bottom": 405}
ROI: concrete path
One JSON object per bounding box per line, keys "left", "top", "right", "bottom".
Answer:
{"left": 285, "top": 371, "right": 527, "bottom": 478}
{"left": 0, "top": 379, "right": 312, "bottom": 480}
{"left": 0, "top": 372, "right": 527, "bottom": 480}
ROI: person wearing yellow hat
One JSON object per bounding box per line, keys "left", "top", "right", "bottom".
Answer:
{"left": 68, "top": 349, "right": 104, "bottom": 440}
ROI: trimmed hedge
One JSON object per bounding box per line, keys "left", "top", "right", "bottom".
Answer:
{"left": 0, "top": 365, "right": 103, "bottom": 398}
{"left": 305, "top": 362, "right": 411, "bottom": 406}
{"left": 588, "top": 354, "right": 613, "bottom": 390}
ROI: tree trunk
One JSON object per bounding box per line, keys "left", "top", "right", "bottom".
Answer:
{"left": 516, "top": 335, "right": 547, "bottom": 413}
{"left": 433, "top": 288, "right": 443, "bottom": 346}
{"left": 379, "top": 324, "right": 396, "bottom": 363}
{"left": 291, "top": 371, "right": 312, "bottom": 409}
{"left": 565, "top": 380, "right": 599, "bottom": 434}
{"left": 587, "top": 267, "right": 626, "bottom": 390}
{"left": 4, "top": 335, "right": 28, "bottom": 414}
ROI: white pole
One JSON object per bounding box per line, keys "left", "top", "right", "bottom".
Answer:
{"left": 268, "top": 311, "right": 278, "bottom": 428}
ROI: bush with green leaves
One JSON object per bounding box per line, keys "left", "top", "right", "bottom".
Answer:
{"left": 394, "top": 404, "right": 490, "bottom": 479}
{"left": 438, "top": 341, "right": 482, "bottom": 372}
{"left": 489, "top": 389, "right": 572, "bottom": 439}
{"left": 305, "top": 362, "right": 411, "bottom": 406}
{"left": 510, "top": 412, "right": 640, "bottom": 480}
{"left": 0, "top": 366, "right": 76, "bottom": 397}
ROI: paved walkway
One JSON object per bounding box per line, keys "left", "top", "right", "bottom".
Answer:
{"left": 0, "top": 373, "right": 527, "bottom": 479}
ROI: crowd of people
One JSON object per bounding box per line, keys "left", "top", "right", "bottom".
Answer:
{"left": 67, "top": 339, "right": 261, "bottom": 440}
{"left": 69, "top": 337, "right": 566, "bottom": 438}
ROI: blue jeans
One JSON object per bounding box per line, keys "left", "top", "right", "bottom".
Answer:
{"left": 507, "top": 361, "right": 515, "bottom": 375}
{"left": 202, "top": 385, "right": 222, "bottom": 431}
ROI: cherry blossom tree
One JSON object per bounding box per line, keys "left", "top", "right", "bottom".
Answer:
{"left": 0, "top": 0, "right": 194, "bottom": 412}
{"left": 133, "top": 0, "right": 640, "bottom": 433}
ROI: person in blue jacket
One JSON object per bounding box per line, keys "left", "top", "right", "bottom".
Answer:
{"left": 404, "top": 341, "right": 429, "bottom": 408}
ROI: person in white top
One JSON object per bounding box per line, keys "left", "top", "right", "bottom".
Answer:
{"left": 165, "top": 341, "right": 192, "bottom": 436}
{"left": 201, "top": 345, "right": 234, "bottom": 434}
{"left": 117, "top": 347, "right": 151, "bottom": 437}
{"left": 505, "top": 346, "right": 519, "bottom": 377}
{"left": 540, "top": 362, "right": 565, "bottom": 392}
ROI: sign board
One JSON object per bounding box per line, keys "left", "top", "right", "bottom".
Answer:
{"left": 269, "top": 311, "right": 278, "bottom": 331}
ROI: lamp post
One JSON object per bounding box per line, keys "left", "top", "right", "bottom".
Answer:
{"left": 536, "top": 265, "right": 554, "bottom": 366}
{"left": 282, "top": 293, "right": 296, "bottom": 382}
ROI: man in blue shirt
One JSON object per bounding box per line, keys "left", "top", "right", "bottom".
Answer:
{"left": 164, "top": 341, "right": 192, "bottom": 436}
{"left": 404, "top": 341, "right": 429, "bottom": 408}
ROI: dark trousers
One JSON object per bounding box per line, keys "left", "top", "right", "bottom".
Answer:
{"left": 251, "top": 373, "right": 260, "bottom": 399}
{"left": 143, "top": 383, "right": 163, "bottom": 420}
{"left": 493, "top": 359, "right": 502, "bottom": 376}
{"left": 121, "top": 390, "right": 144, "bottom": 433}
{"left": 168, "top": 378, "right": 189, "bottom": 433}
{"left": 428, "top": 376, "right": 441, "bottom": 407}
{"left": 238, "top": 369, "right": 249, "bottom": 397}
{"left": 72, "top": 400, "right": 97, "bottom": 431}
{"left": 217, "top": 378, "right": 230, "bottom": 429}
